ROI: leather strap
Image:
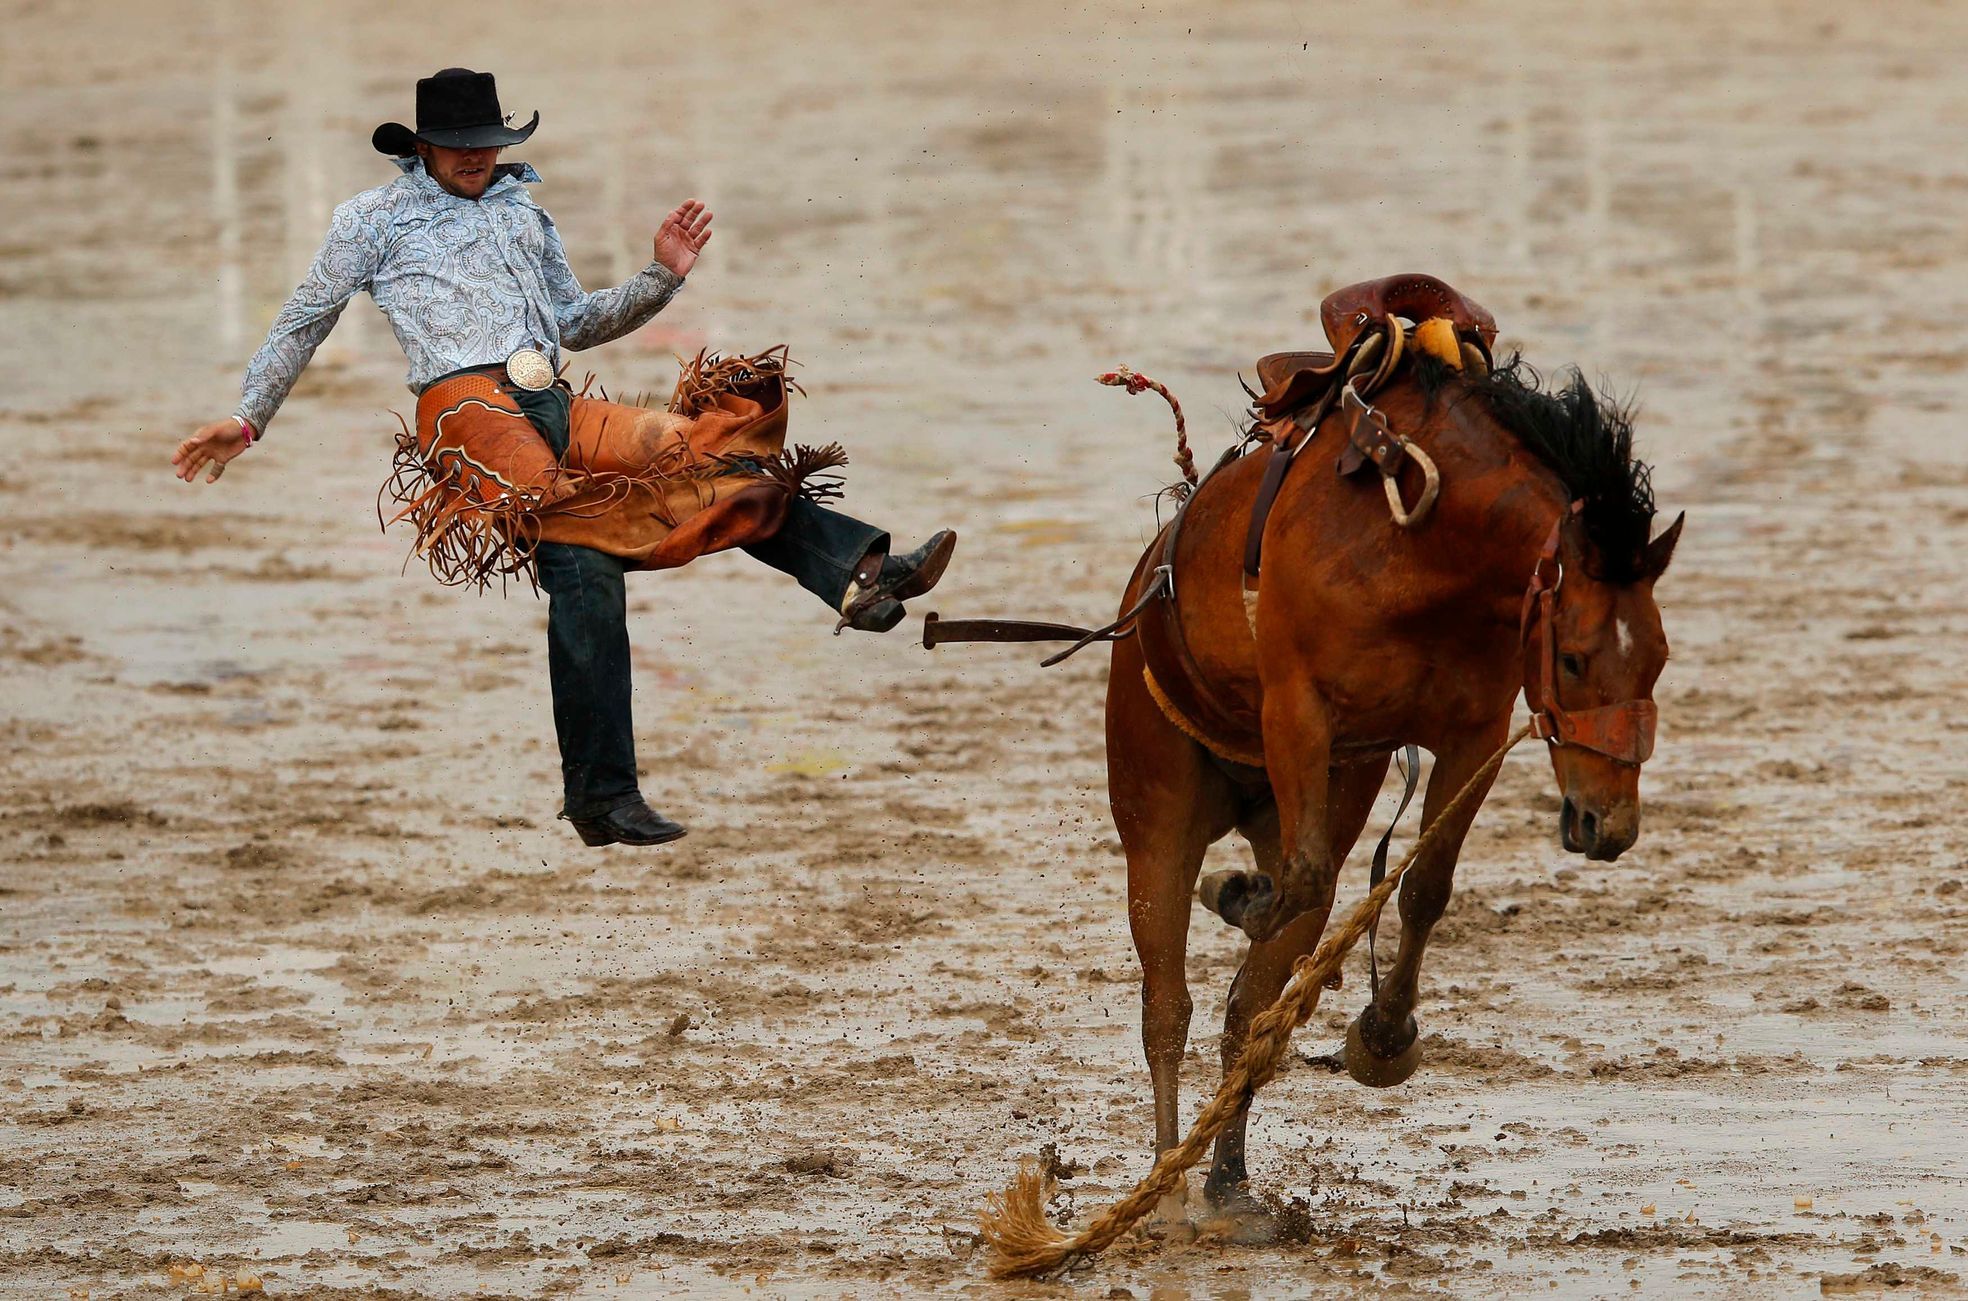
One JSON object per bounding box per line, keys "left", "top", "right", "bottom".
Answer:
{"left": 921, "top": 613, "right": 1112, "bottom": 648}
{"left": 917, "top": 563, "right": 1171, "bottom": 667}
{"left": 417, "top": 361, "right": 518, "bottom": 394}
{"left": 1519, "top": 504, "right": 1659, "bottom": 766}
{"left": 1145, "top": 488, "right": 1257, "bottom": 748}
{"left": 1367, "top": 744, "right": 1422, "bottom": 998}
{"left": 1241, "top": 331, "right": 1378, "bottom": 581}
{"left": 920, "top": 420, "right": 1261, "bottom": 767}
{"left": 1338, "top": 383, "right": 1406, "bottom": 480}
{"left": 1039, "top": 565, "right": 1170, "bottom": 667}
{"left": 1242, "top": 447, "right": 1298, "bottom": 578}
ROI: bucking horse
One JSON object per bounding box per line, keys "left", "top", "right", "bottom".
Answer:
{"left": 929, "top": 274, "right": 1682, "bottom": 1237}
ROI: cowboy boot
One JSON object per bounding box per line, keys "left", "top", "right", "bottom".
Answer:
{"left": 881, "top": 529, "right": 958, "bottom": 601}
{"left": 561, "top": 798, "right": 688, "bottom": 848}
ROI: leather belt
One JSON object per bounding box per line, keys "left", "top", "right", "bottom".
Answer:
{"left": 420, "top": 348, "right": 559, "bottom": 395}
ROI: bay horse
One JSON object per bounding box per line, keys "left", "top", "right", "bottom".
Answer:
{"left": 1101, "top": 279, "right": 1682, "bottom": 1232}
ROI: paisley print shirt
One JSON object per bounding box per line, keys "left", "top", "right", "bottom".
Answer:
{"left": 236, "top": 158, "right": 683, "bottom": 434}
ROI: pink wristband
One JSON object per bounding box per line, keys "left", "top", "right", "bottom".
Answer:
{"left": 234, "top": 416, "right": 257, "bottom": 448}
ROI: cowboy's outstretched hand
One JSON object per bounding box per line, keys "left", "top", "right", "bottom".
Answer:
{"left": 172, "top": 419, "right": 250, "bottom": 484}
{"left": 653, "top": 200, "right": 713, "bottom": 279}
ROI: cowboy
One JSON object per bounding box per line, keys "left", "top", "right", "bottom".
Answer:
{"left": 171, "top": 68, "right": 956, "bottom": 848}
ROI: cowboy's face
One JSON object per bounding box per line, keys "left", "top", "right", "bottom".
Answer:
{"left": 417, "top": 143, "right": 502, "bottom": 199}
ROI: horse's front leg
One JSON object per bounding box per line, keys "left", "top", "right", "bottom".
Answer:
{"left": 1345, "top": 723, "right": 1510, "bottom": 1088}
{"left": 1199, "top": 677, "right": 1334, "bottom": 943}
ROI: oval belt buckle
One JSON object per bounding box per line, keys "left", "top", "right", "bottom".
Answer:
{"left": 504, "top": 347, "right": 555, "bottom": 392}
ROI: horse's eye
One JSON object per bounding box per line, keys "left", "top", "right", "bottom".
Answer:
{"left": 1560, "top": 653, "right": 1585, "bottom": 678}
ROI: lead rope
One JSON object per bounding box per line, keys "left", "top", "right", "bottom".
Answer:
{"left": 978, "top": 723, "right": 1533, "bottom": 1280}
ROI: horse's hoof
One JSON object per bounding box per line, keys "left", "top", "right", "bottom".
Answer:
{"left": 1200, "top": 1184, "right": 1287, "bottom": 1245}
{"left": 1197, "top": 870, "right": 1274, "bottom": 934}
{"left": 1145, "top": 1181, "right": 1193, "bottom": 1242}
{"left": 1344, "top": 1011, "right": 1422, "bottom": 1088}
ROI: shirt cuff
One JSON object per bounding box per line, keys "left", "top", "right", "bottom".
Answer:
{"left": 644, "top": 263, "right": 685, "bottom": 295}
{"left": 235, "top": 396, "right": 277, "bottom": 439}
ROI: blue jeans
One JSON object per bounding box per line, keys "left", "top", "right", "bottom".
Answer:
{"left": 536, "top": 499, "right": 886, "bottom": 818}
{"left": 535, "top": 541, "right": 639, "bottom": 819}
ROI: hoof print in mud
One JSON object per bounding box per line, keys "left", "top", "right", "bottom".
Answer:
{"left": 1343, "top": 1010, "right": 1422, "bottom": 1089}
{"left": 1197, "top": 870, "right": 1274, "bottom": 934}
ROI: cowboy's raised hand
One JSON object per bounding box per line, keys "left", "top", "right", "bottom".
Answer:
{"left": 172, "top": 418, "right": 250, "bottom": 485}
{"left": 653, "top": 200, "right": 713, "bottom": 279}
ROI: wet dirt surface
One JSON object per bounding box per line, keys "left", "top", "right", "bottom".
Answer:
{"left": 4, "top": 1, "right": 1968, "bottom": 1296}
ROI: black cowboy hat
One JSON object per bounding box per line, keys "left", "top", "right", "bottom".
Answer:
{"left": 372, "top": 68, "right": 539, "bottom": 157}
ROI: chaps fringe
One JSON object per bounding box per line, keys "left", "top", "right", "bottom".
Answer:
{"left": 376, "top": 410, "right": 547, "bottom": 591}
{"left": 671, "top": 344, "right": 805, "bottom": 414}
{"left": 756, "top": 441, "right": 850, "bottom": 506}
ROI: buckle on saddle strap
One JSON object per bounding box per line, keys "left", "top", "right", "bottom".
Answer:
{"left": 1339, "top": 382, "right": 1404, "bottom": 477}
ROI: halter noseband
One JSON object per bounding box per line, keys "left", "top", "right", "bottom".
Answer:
{"left": 1519, "top": 504, "right": 1658, "bottom": 766}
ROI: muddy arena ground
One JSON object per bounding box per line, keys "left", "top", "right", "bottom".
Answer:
{"left": 4, "top": 1, "right": 1968, "bottom": 1297}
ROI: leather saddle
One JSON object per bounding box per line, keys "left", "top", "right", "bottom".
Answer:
{"left": 1251, "top": 273, "right": 1499, "bottom": 421}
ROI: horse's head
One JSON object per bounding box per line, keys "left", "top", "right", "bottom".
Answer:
{"left": 1521, "top": 505, "right": 1682, "bottom": 860}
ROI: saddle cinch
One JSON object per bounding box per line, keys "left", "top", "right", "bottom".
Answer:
{"left": 923, "top": 271, "right": 1499, "bottom": 682}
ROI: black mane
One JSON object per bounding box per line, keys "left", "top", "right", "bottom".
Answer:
{"left": 1419, "top": 352, "right": 1657, "bottom": 583}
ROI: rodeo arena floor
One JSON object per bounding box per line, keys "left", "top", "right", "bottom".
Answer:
{"left": 5, "top": 2, "right": 1968, "bottom": 1298}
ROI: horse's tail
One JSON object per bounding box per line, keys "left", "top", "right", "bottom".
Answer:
{"left": 1096, "top": 367, "right": 1196, "bottom": 496}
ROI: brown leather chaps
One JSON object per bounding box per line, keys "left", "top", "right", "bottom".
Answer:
{"left": 382, "top": 349, "right": 845, "bottom": 588}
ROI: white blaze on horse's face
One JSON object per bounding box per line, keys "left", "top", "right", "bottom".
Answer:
{"left": 1616, "top": 617, "right": 1634, "bottom": 658}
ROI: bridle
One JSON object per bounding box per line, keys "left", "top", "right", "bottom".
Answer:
{"left": 1519, "top": 503, "right": 1658, "bottom": 766}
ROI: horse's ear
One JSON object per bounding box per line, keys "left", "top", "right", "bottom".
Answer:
{"left": 1556, "top": 501, "right": 1593, "bottom": 560}
{"left": 1642, "top": 511, "right": 1685, "bottom": 580}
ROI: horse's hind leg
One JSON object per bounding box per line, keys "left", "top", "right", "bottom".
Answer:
{"left": 1203, "top": 755, "right": 1389, "bottom": 1230}
{"left": 1202, "top": 673, "right": 1336, "bottom": 942}
{"left": 1109, "top": 643, "right": 1238, "bottom": 1231}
